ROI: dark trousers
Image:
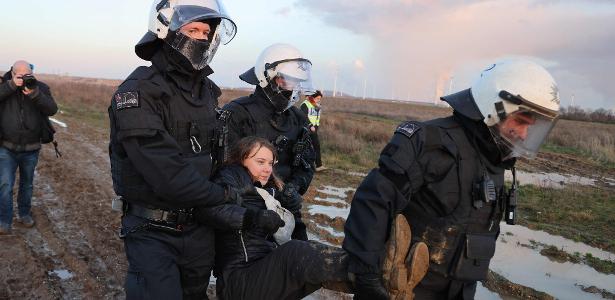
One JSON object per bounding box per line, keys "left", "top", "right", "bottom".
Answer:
{"left": 310, "top": 129, "right": 321, "bottom": 168}
{"left": 122, "top": 214, "right": 215, "bottom": 300}
{"left": 0, "top": 147, "right": 39, "bottom": 226}
{"left": 218, "top": 240, "right": 351, "bottom": 300}
{"left": 413, "top": 271, "right": 477, "bottom": 300}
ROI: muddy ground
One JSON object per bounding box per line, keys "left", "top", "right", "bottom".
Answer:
{"left": 1, "top": 113, "right": 613, "bottom": 299}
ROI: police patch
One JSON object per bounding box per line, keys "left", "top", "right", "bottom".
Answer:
{"left": 114, "top": 91, "right": 140, "bottom": 110}
{"left": 395, "top": 121, "right": 422, "bottom": 139}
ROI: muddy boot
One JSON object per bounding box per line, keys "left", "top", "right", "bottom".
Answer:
{"left": 401, "top": 242, "right": 429, "bottom": 299}
{"left": 382, "top": 214, "right": 429, "bottom": 300}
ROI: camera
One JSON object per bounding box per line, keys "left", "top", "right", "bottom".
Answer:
{"left": 21, "top": 74, "right": 37, "bottom": 90}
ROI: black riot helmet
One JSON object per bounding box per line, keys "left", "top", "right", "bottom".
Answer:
{"left": 135, "top": 0, "right": 237, "bottom": 69}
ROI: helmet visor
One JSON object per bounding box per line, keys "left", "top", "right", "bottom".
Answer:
{"left": 272, "top": 59, "right": 314, "bottom": 93}
{"left": 275, "top": 60, "right": 314, "bottom": 110}
{"left": 169, "top": 0, "right": 237, "bottom": 44}
{"left": 492, "top": 110, "right": 558, "bottom": 159}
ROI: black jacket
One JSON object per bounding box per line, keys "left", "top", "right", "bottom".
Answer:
{"left": 343, "top": 93, "right": 513, "bottom": 287}
{"left": 0, "top": 72, "right": 58, "bottom": 151}
{"left": 108, "top": 46, "right": 225, "bottom": 210}
{"left": 222, "top": 87, "right": 315, "bottom": 194}
{"left": 200, "top": 164, "right": 280, "bottom": 275}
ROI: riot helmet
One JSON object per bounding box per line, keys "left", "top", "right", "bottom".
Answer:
{"left": 469, "top": 59, "right": 560, "bottom": 160}
{"left": 239, "top": 43, "right": 314, "bottom": 112}
{"left": 136, "top": 0, "right": 237, "bottom": 69}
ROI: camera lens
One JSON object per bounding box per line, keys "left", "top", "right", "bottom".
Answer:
{"left": 22, "top": 75, "right": 37, "bottom": 89}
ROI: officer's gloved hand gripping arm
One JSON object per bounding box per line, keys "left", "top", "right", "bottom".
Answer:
{"left": 113, "top": 87, "right": 226, "bottom": 209}
{"left": 343, "top": 126, "right": 425, "bottom": 276}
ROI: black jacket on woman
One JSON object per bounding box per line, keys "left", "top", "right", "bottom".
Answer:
{"left": 201, "top": 164, "right": 282, "bottom": 276}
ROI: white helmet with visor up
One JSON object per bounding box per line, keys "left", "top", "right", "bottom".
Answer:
{"left": 240, "top": 43, "right": 314, "bottom": 112}
{"left": 471, "top": 59, "right": 560, "bottom": 159}
{"left": 137, "top": 0, "right": 237, "bottom": 68}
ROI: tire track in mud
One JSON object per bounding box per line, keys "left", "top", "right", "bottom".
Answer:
{"left": 0, "top": 234, "right": 59, "bottom": 299}
{"left": 518, "top": 152, "right": 615, "bottom": 189}
{"left": 5, "top": 117, "right": 126, "bottom": 298}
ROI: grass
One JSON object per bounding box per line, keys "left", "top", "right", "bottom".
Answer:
{"left": 584, "top": 253, "right": 615, "bottom": 274}
{"left": 319, "top": 112, "right": 399, "bottom": 172}
{"left": 547, "top": 119, "right": 615, "bottom": 165}
{"left": 58, "top": 104, "right": 109, "bottom": 129}
{"left": 539, "top": 245, "right": 615, "bottom": 275}
{"left": 516, "top": 184, "right": 615, "bottom": 252}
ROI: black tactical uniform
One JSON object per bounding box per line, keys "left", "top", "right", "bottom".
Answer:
{"left": 108, "top": 44, "right": 228, "bottom": 299}
{"left": 222, "top": 86, "right": 315, "bottom": 240}
{"left": 343, "top": 89, "right": 515, "bottom": 299}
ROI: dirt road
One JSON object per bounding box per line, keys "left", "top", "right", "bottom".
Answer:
{"left": 0, "top": 117, "right": 125, "bottom": 299}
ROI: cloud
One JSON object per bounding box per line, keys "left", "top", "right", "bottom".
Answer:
{"left": 275, "top": 6, "right": 292, "bottom": 17}
{"left": 296, "top": 0, "right": 615, "bottom": 109}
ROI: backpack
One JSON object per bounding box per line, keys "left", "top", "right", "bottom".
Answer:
{"left": 40, "top": 114, "right": 61, "bottom": 157}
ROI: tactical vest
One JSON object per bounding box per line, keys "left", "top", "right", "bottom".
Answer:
{"left": 109, "top": 66, "right": 220, "bottom": 209}
{"left": 302, "top": 100, "right": 320, "bottom": 126}
{"left": 226, "top": 96, "right": 305, "bottom": 181}
{"left": 402, "top": 117, "right": 506, "bottom": 282}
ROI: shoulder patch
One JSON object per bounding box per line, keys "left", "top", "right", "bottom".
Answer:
{"left": 395, "top": 121, "right": 422, "bottom": 139}
{"left": 114, "top": 91, "right": 140, "bottom": 110}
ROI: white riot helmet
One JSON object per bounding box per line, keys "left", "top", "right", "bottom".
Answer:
{"left": 239, "top": 43, "right": 314, "bottom": 112}
{"left": 136, "top": 0, "right": 237, "bottom": 69}
{"left": 471, "top": 59, "right": 560, "bottom": 159}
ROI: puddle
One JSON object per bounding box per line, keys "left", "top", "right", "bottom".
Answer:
{"left": 308, "top": 205, "right": 350, "bottom": 220}
{"left": 49, "top": 269, "right": 74, "bottom": 280}
{"left": 315, "top": 224, "right": 345, "bottom": 238}
{"left": 492, "top": 223, "right": 615, "bottom": 299}
{"left": 501, "top": 224, "right": 614, "bottom": 262}
{"left": 314, "top": 196, "right": 349, "bottom": 207}
{"left": 309, "top": 185, "right": 354, "bottom": 219}
{"left": 506, "top": 170, "right": 596, "bottom": 188}
{"left": 475, "top": 282, "right": 502, "bottom": 300}
{"left": 308, "top": 231, "right": 335, "bottom": 247}
{"left": 306, "top": 185, "right": 615, "bottom": 299}
{"left": 316, "top": 186, "right": 355, "bottom": 199}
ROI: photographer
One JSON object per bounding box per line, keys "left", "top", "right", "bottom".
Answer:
{"left": 0, "top": 60, "right": 57, "bottom": 234}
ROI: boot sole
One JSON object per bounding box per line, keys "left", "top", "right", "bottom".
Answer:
{"left": 382, "top": 215, "right": 411, "bottom": 297}
{"left": 383, "top": 216, "right": 430, "bottom": 300}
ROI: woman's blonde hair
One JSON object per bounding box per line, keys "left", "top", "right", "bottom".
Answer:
{"left": 226, "top": 136, "right": 284, "bottom": 190}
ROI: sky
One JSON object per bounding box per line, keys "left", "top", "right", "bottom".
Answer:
{"left": 1, "top": 0, "right": 614, "bottom": 110}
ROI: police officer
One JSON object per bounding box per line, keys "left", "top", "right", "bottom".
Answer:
{"left": 221, "top": 43, "right": 316, "bottom": 241}
{"left": 300, "top": 90, "right": 325, "bottom": 171}
{"left": 343, "top": 59, "right": 561, "bottom": 299}
{"left": 108, "top": 0, "right": 239, "bottom": 298}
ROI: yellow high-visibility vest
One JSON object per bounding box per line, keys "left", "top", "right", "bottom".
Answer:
{"left": 302, "top": 100, "right": 320, "bottom": 126}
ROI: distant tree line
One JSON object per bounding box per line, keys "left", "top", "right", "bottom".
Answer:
{"left": 559, "top": 106, "right": 615, "bottom": 124}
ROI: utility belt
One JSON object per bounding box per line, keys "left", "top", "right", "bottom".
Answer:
{"left": 113, "top": 197, "right": 195, "bottom": 236}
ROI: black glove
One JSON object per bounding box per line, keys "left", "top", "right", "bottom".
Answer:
{"left": 291, "top": 218, "right": 308, "bottom": 241}
{"left": 223, "top": 184, "right": 257, "bottom": 205}
{"left": 280, "top": 183, "right": 302, "bottom": 213}
{"left": 353, "top": 273, "right": 389, "bottom": 300}
{"left": 243, "top": 209, "right": 285, "bottom": 234}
